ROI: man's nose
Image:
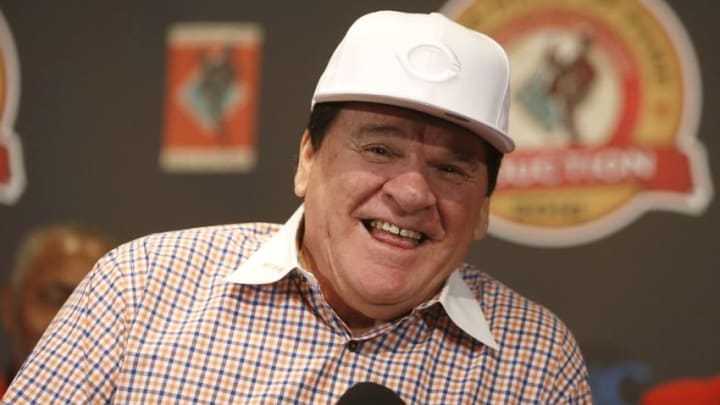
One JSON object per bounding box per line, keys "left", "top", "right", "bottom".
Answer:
{"left": 382, "top": 169, "right": 437, "bottom": 214}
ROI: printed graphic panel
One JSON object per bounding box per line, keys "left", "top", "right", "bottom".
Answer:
{"left": 443, "top": 0, "right": 712, "bottom": 246}
{"left": 161, "top": 23, "right": 263, "bottom": 173}
{"left": 0, "top": 8, "right": 23, "bottom": 205}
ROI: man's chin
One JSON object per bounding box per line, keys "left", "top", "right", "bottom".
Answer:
{"left": 352, "top": 292, "right": 416, "bottom": 320}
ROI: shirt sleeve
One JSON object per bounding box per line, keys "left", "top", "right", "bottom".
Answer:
{"left": 1, "top": 242, "right": 140, "bottom": 404}
{"left": 545, "top": 325, "right": 594, "bottom": 404}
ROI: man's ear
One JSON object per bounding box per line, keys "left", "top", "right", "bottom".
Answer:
{"left": 294, "top": 130, "right": 315, "bottom": 198}
{"left": 473, "top": 197, "right": 491, "bottom": 240}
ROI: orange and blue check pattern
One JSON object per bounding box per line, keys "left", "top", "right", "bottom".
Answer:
{"left": 2, "top": 222, "right": 591, "bottom": 404}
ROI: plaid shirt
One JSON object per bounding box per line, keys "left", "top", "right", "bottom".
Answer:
{"left": 2, "top": 206, "right": 591, "bottom": 404}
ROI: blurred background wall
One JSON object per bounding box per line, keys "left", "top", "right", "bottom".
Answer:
{"left": 0, "top": 1, "right": 717, "bottom": 403}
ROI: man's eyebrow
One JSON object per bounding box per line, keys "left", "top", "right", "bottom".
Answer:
{"left": 450, "top": 149, "right": 481, "bottom": 164}
{"left": 356, "top": 124, "right": 408, "bottom": 137}
{"left": 355, "top": 123, "right": 483, "bottom": 163}
{"left": 44, "top": 281, "right": 76, "bottom": 291}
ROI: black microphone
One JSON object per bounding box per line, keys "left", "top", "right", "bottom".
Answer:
{"left": 335, "top": 381, "right": 406, "bottom": 404}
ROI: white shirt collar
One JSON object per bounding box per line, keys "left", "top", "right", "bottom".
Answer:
{"left": 225, "top": 204, "right": 499, "bottom": 350}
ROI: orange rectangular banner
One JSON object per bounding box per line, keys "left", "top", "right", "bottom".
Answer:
{"left": 161, "top": 22, "right": 263, "bottom": 172}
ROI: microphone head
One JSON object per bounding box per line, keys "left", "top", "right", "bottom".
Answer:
{"left": 336, "top": 382, "right": 406, "bottom": 404}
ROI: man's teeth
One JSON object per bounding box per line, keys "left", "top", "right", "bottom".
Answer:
{"left": 369, "top": 220, "right": 423, "bottom": 241}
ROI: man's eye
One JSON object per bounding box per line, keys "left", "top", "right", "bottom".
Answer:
{"left": 437, "top": 164, "right": 468, "bottom": 179}
{"left": 360, "top": 145, "right": 395, "bottom": 162}
{"left": 38, "top": 285, "right": 73, "bottom": 308}
{"left": 368, "top": 146, "right": 390, "bottom": 155}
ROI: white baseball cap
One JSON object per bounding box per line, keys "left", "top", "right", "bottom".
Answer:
{"left": 311, "top": 10, "right": 514, "bottom": 153}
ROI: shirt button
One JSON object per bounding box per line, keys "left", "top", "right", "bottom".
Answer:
{"left": 346, "top": 340, "right": 362, "bottom": 353}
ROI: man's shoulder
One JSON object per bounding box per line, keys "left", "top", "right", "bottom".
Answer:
{"left": 128, "top": 222, "right": 281, "bottom": 254}
{"left": 460, "top": 266, "right": 575, "bottom": 345}
{"left": 76, "top": 222, "right": 285, "bottom": 304}
{"left": 103, "top": 222, "right": 282, "bottom": 276}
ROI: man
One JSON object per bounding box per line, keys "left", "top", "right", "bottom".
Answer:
{"left": 0, "top": 223, "right": 114, "bottom": 397}
{"left": 2, "top": 11, "right": 591, "bottom": 403}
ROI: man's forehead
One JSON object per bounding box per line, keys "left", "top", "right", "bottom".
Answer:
{"left": 336, "top": 102, "right": 489, "bottom": 153}
{"left": 337, "top": 102, "right": 457, "bottom": 126}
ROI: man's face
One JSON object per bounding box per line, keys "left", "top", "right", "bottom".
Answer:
{"left": 1, "top": 235, "right": 106, "bottom": 364}
{"left": 294, "top": 103, "right": 491, "bottom": 323}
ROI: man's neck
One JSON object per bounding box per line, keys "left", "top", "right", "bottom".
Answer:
{"left": 298, "top": 245, "right": 378, "bottom": 335}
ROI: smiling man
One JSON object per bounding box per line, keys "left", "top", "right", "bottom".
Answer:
{"left": 296, "top": 102, "right": 496, "bottom": 331}
{"left": 2, "top": 11, "right": 591, "bottom": 404}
